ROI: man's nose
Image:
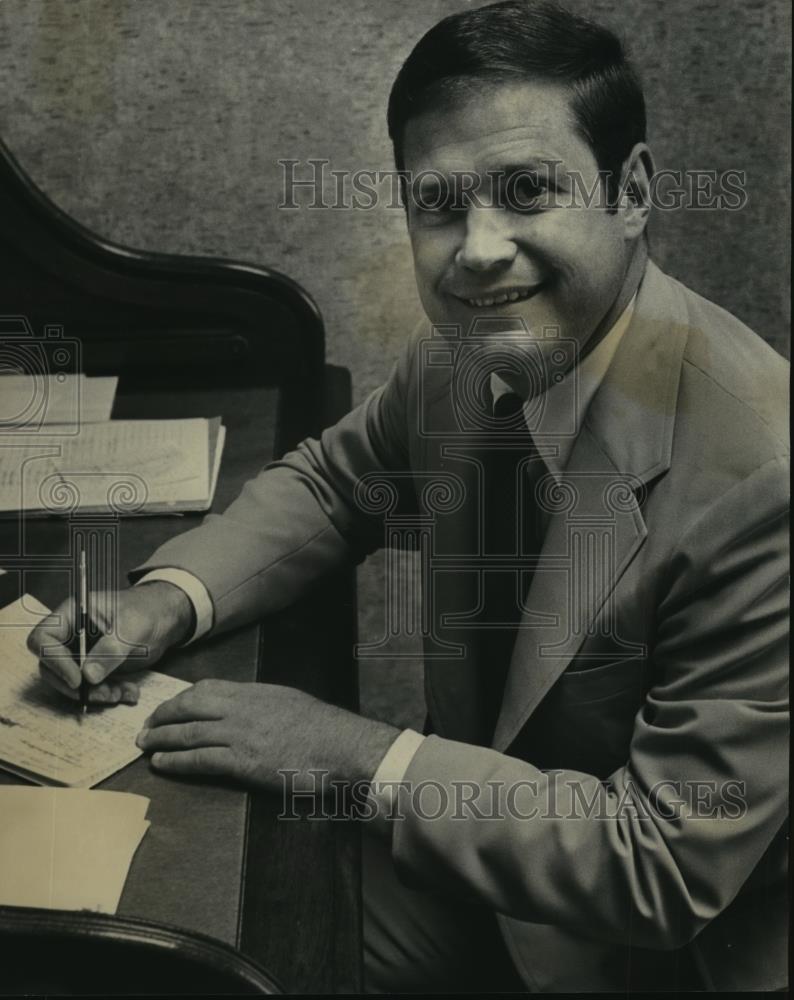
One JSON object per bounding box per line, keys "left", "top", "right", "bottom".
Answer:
{"left": 455, "top": 206, "right": 517, "bottom": 272}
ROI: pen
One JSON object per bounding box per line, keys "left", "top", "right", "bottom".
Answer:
{"left": 77, "top": 546, "right": 89, "bottom": 715}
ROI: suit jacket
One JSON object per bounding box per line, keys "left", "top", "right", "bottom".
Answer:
{"left": 136, "top": 261, "right": 789, "bottom": 992}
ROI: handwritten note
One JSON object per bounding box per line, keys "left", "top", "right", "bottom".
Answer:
{"left": 0, "top": 786, "right": 150, "bottom": 913}
{"left": 0, "top": 596, "right": 191, "bottom": 787}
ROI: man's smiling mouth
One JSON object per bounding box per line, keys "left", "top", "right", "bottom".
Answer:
{"left": 455, "top": 284, "right": 545, "bottom": 308}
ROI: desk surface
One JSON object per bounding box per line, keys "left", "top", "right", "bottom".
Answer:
{"left": 0, "top": 371, "right": 361, "bottom": 993}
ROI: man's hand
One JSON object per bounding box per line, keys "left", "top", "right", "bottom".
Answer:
{"left": 135, "top": 679, "right": 400, "bottom": 794}
{"left": 27, "top": 582, "right": 194, "bottom": 706}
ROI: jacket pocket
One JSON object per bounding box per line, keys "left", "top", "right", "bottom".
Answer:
{"left": 557, "top": 653, "right": 647, "bottom": 705}
{"left": 511, "top": 656, "right": 648, "bottom": 776}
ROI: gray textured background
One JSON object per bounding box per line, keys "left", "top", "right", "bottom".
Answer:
{"left": 0, "top": 0, "right": 789, "bottom": 727}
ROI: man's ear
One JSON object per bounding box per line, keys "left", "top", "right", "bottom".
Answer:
{"left": 617, "top": 143, "right": 655, "bottom": 240}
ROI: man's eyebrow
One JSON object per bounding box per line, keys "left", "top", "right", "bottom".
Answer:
{"left": 408, "top": 157, "right": 570, "bottom": 203}
{"left": 486, "top": 160, "right": 569, "bottom": 187}
{"left": 412, "top": 173, "right": 450, "bottom": 201}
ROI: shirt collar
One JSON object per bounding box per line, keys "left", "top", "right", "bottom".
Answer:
{"left": 491, "top": 293, "right": 637, "bottom": 478}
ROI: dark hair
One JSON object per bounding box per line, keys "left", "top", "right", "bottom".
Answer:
{"left": 387, "top": 0, "right": 646, "bottom": 206}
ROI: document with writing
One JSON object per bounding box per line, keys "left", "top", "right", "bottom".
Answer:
{"left": 0, "top": 595, "right": 191, "bottom": 787}
{"left": 0, "top": 786, "right": 150, "bottom": 913}
{"left": 0, "top": 416, "right": 225, "bottom": 515}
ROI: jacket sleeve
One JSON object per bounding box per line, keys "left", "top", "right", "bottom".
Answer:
{"left": 130, "top": 324, "right": 420, "bottom": 635}
{"left": 390, "top": 455, "right": 789, "bottom": 950}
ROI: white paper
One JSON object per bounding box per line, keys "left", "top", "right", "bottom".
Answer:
{"left": 0, "top": 596, "right": 191, "bottom": 787}
{"left": 0, "top": 418, "right": 211, "bottom": 513}
{"left": 209, "top": 422, "right": 226, "bottom": 500}
{"left": 0, "top": 786, "right": 150, "bottom": 913}
{"left": 0, "top": 375, "right": 118, "bottom": 427}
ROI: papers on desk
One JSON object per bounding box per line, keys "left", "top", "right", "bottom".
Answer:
{"left": 0, "top": 374, "right": 118, "bottom": 427}
{"left": 0, "top": 787, "right": 150, "bottom": 913}
{"left": 0, "top": 596, "right": 191, "bottom": 787}
{"left": 0, "top": 416, "right": 226, "bottom": 516}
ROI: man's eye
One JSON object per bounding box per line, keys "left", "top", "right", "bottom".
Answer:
{"left": 415, "top": 191, "right": 456, "bottom": 212}
{"left": 410, "top": 188, "right": 465, "bottom": 223}
{"left": 507, "top": 177, "right": 546, "bottom": 211}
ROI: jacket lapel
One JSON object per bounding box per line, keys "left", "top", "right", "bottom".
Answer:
{"left": 492, "top": 262, "right": 691, "bottom": 751}
{"left": 491, "top": 428, "right": 648, "bottom": 750}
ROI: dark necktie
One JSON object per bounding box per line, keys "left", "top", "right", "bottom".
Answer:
{"left": 478, "top": 391, "right": 544, "bottom": 741}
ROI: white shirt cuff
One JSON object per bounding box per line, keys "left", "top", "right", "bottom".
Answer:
{"left": 135, "top": 568, "right": 214, "bottom": 645}
{"left": 368, "top": 728, "right": 425, "bottom": 821}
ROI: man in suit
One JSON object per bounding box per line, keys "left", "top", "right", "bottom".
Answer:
{"left": 31, "top": 0, "right": 788, "bottom": 992}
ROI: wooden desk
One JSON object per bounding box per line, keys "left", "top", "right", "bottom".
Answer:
{"left": 0, "top": 368, "right": 361, "bottom": 994}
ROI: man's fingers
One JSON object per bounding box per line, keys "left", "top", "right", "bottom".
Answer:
{"left": 86, "top": 682, "right": 122, "bottom": 704}
{"left": 117, "top": 680, "right": 140, "bottom": 705}
{"left": 28, "top": 599, "right": 79, "bottom": 688}
{"left": 28, "top": 593, "right": 140, "bottom": 687}
{"left": 27, "top": 606, "right": 74, "bottom": 651}
{"left": 137, "top": 720, "right": 227, "bottom": 752}
{"left": 77, "top": 633, "right": 145, "bottom": 685}
{"left": 38, "top": 661, "right": 117, "bottom": 703}
{"left": 39, "top": 661, "right": 140, "bottom": 707}
{"left": 149, "top": 746, "right": 237, "bottom": 777}
{"left": 35, "top": 641, "right": 81, "bottom": 690}
{"left": 38, "top": 662, "right": 79, "bottom": 699}
{"left": 85, "top": 679, "right": 141, "bottom": 706}
{"left": 144, "top": 681, "right": 228, "bottom": 729}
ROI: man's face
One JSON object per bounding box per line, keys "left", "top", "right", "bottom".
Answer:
{"left": 402, "top": 79, "right": 635, "bottom": 395}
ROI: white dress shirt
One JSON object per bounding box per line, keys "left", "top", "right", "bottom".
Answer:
{"left": 138, "top": 295, "right": 636, "bottom": 806}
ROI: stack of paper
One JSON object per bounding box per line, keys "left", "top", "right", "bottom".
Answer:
{"left": 0, "top": 595, "right": 191, "bottom": 787}
{"left": 0, "top": 416, "right": 225, "bottom": 516}
{"left": 0, "top": 374, "right": 118, "bottom": 427}
{"left": 0, "top": 786, "right": 150, "bottom": 913}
